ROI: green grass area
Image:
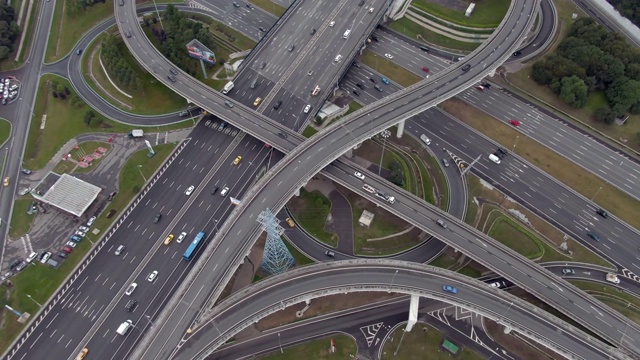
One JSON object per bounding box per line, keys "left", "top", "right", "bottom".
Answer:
{"left": 250, "top": 0, "right": 286, "bottom": 17}
{"left": 46, "top": 0, "right": 114, "bottom": 62}
{"left": 24, "top": 74, "right": 192, "bottom": 171}
{"left": 8, "top": 199, "right": 35, "bottom": 239}
{"left": 409, "top": 6, "right": 496, "bottom": 34}
{"left": 0, "top": 118, "right": 10, "bottom": 145}
{"left": 441, "top": 98, "right": 640, "bottom": 232}
{"left": 487, "top": 214, "right": 543, "bottom": 260}
{"left": 284, "top": 237, "right": 314, "bottom": 266}
{"left": 328, "top": 101, "right": 364, "bottom": 126}
{"left": 429, "top": 250, "right": 458, "bottom": 269}
{"left": 358, "top": 50, "right": 422, "bottom": 87}
{"left": 410, "top": 0, "right": 510, "bottom": 27}
{"left": 585, "top": 91, "right": 608, "bottom": 113}
{"left": 457, "top": 265, "right": 482, "bottom": 278}
{"left": 411, "top": 154, "right": 435, "bottom": 205}
{"left": 598, "top": 298, "right": 640, "bottom": 326}
{"left": 196, "top": 16, "right": 257, "bottom": 51}
{"left": 382, "top": 323, "right": 484, "bottom": 360}
{"left": 287, "top": 190, "right": 338, "bottom": 247}
{"left": 389, "top": 18, "right": 481, "bottom": 53}
{"left": 302, "top": 126, "right": 318, "bottom": 138}
{"left": 71, "top": 141, "right": 112, "bottom": 174}
{"left": 258, "top": 334, "right": 357, "bottom": 359}
{"left": 571, "top": 281, "right": 640, "bottom": 309}
{"left": 91, "top": 144, "right": 176, "bottom": 234}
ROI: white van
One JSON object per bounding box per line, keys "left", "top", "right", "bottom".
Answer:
{"left": 343, "top": 29, "right": 351, "bottom": 39}
{"left": 420, "top": 134, "right": 431, "bottom": 145}
{"left": 116, "top": 320, "right": 133, "bottom": 335}
{"left": 488, "top": 154, "right": 501, "bottom": 164}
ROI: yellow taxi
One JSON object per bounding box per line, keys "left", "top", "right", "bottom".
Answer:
{"left": 163, "top": 234, "right": 174, "bottom": 245}
{"left": 233, "top": 156, "right": 242, "bottom": 165}
{"left": 76, "top": 348, "right": 89, "bottom": 360}
{"left": 3, "top": 177, "right": 9, "bottom": 187}
{"left": 253, "top": 97, "right": 262, "bottom": 106}
{"left": 285, "top": 217, "right": 295, "bottom": 228}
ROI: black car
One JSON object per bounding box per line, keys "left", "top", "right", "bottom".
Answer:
{"left": 480, "top": 82, "right": 491, "bottom": 89}
{"left": 353, "top": 62, "right": 361, "bottom": 68}
{"left": 371, "top": 35, "right": 379, "bottom": 42}
{"left": 419, "top": 46, "right": 429, "bottom": 52}
{"left": 169, "top": 68, "right": 178, "bottom": 75}
{"left": 278, "top": 132, "right": 288, "bottom": 138}
{"left": 496, "top": 148, "right": 508, "bottom": 159}
{"left": 513, "top": 51, "right": 522, "bottom": 57}
{"left": 259, "top": 61, "right": 266, "bottom": 69}
{"left": 356, "top": 83, "right": 364, "bottom": 89}
{"left": 587, "top": 231, "right": 601, "bottom": 242}
{"left": 153, "top": 213, "right": 162, "bottom": 224}
{"left": 596, "top": 208, "right": 608, "bottom": 218}
{"left": 352, "top": 89, "right": 360, "bottom": 96}
{"left": 246, "top": 3, "right": 253, "bottom": 9}
{"left": 211, "top": 187, "right": 219, "bottom": 195}
{"left": 461, "top": 64, "right": 471, "bottom": 72}
{"left": 167, "top": 75, "right": 176, "bottom": 82}
{"left": 310, "top": 28, "right": 316, "bottom": 35}
{"left": 10, "top": 259, "right": 22, "bottom": 271}
{"left": 369, "top": 77, "right": 376, "bottom": 83}
{"left": 58, "top": 252, "right": 68, "bottom": 259}
{"left": 259, "top": 27, "right": 266, "bottom": 32}
{"left": 125, "top": 299, "right": 138, "bottom": 312}
{"left": 76, "top": 49, "right": 82, "bottom": 55}
{"left": 273, "top": 101, "right": 282, "bottom": 110}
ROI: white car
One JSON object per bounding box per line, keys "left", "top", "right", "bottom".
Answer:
{"left": 329, "top": 21, "right": 335, "bottom": 27}
{"left": 66, "top": 241, "right": 77, "bottom": 248}
{"left": 384, "top": 53, "right": 393, "bottom": 59}
{"left": 40, "top": 252, "right": 52, "bottom": 264}
{"left": 368, "top": 7, "right": 374, "bottom": 13}
{"left": 185, "top": 185, "right": 195, "bottom": 196}
{"left": 125, "top": 283, "right": 137, "bottom": 296}
{"left": 362, "top": 184, "right": 376, "bottom": 193}
{"left": 177, "top": 232, "right": 187, "bottom": 244}
{"left": 26, "top": 252, "right": 38, "bottom": 263}
{"left": 87, "top": 216, "right": 97, "bottom": 226}
{"left": 303, "top": 104, "right": 311, "bottom": 114}
{"left": 147, "top": 271, "right": 158, "bottom": 282}
{"left": 78, "top": 226, "right": 89, "bottom": 232}
{"left": 334, "top": 54, "right": 342, "bottom": 63}
{"left": 75, "top": 230, "right": 86, "bottom": 237}
{"left": 354, "top": 171, "right": 365, "bottom": 180}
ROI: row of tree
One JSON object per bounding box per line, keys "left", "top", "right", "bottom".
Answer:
{"left": 608, "top": 0, "right": 640, "bottom": 28}
{"left": 0, "top": 0, "right": 19, "bottom": 61}
{"left": 66, "top": 0, "right": 106, "bottom": 17}
{"left": 101, "top": 34, "right": 143, "bottom": 92}
{"left": 145, "top": 4, "right": 217, "bottom": 77}
{"left": 531, "top": 18, "right": 640, "bottom": 120}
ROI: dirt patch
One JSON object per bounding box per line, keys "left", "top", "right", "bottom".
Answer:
{"left": 256, "top": 292, "right": 400, "bottom": 331}
{"left": 484, "top": 318, "right": 563, "bottom": 360}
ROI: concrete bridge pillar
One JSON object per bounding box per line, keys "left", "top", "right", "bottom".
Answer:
{"left": 396, "top": 119, "right": 405, "bottom": 138}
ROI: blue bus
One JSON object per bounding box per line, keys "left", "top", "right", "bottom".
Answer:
{"left": 183, "top": 231, "right": 206, "bottom": 261}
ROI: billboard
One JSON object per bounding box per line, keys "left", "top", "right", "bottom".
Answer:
{"left": 186, "top": 39, "right": 216, "bottom": 65}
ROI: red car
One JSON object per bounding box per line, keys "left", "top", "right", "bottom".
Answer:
{"left": 475, "top": 85, "right": 485, "bottom": 91}
{"left": 62, "top": 246, "right": 73, "bottom": 254}
{"left": 509, "top": 120, "right": 521, "bottom": 127}
{"left": 421, "top": 66, "right": 430, "bottom": 73}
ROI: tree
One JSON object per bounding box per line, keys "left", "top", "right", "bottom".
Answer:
{"left": 559, "top": 76, "right": 588, "bottom": 108}
{"left": 606, "top": 78, "right": 640, "bottom": 114}
{"left": 84, "top": 110, "right": 95, "bottom": 124}
{"left": 594, "top": 106, "right": 615, "bottom": 124}
{"left": 388, "top": 161, "right": 404, "bottom": 187}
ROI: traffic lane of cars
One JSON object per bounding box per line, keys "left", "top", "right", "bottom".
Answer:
{"left": 405, "top": 113, "right": 639, "bottom": 266}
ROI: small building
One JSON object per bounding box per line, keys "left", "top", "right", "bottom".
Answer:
{"left": 441, "top": 339, "right": 459, "bottom": 354}
{"left": 31, "top": 173, "right": 102, "bottom": 217}
{"left": 358, "top": 210, "right": 375, "bottom": 228}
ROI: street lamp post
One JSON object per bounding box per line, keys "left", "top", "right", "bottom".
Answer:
{"left": 591, "top": 186, "right": 603, "bottom": 201}
{"left": 152, "top": 0, "right": 164, "bottom": 31}
{"left": 512, "top": 135, "right": 519, "bottom": 151}
{"left": 378, "top": 130, "right": 391, "bottom": 176}
{"left": 145, "top": 314, "right": 155, "bottom": 328}
{"left": 278, "top": 332, "right": 283, "bottom": 353}
{"left": 137, "top": 165, "right": 148, "bottom": 183}
{"left": 27, "top": 294, "right": 42, "bottom": 307}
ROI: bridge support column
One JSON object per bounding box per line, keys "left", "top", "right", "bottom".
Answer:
{"left": 344, "top": 147, "right": 353, "bottom": 158}
{"left": 503, "top": 326, "right": 512, "bottom": 334}
{"left": 395, "top": 120, "right": 405, "bottom": 138}
{"left": 488, "top": 68, "right": 496, "bottom": 78}
{"left": 405, "top": 295, "right": 419, "bottom": 332}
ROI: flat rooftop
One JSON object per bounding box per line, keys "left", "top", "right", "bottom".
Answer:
{"left": 31, "top": 173, "right": 101, "bottom": 217}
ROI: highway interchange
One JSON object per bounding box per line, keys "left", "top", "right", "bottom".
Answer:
{"left": 1, "top": 0, "right": 640, "bottom": 359}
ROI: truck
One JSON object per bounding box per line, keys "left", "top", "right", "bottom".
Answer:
{"left": 128, "top": 129, "right": 144, "bottom": 138}
{"left": 311, "top": 85, "right": 320, "bottom": 96}
{"left": 116, "top": 320, "right": 133, "bottom": 335}
{"left": 221, "top": 81, "right": 234, "bottom": 94}
{"left": 606, "top": 273, "right": 620, "bottom": 284}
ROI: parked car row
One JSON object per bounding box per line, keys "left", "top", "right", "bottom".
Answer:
{"left": 1, "top": 78, "right": 18, "bottom": 105}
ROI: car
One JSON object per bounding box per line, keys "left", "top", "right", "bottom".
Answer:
{"left": 285, "top": 217, "right": 296, "bottom": 228}
{"left": 3, "top": 177, "right": 9, "bottom": 186}
{"left": 307, "top": 70, "right": 313, "bottom": 76}
{"left": 164, "top": 234, "right": 174, "bottom": 245}
{"left": 329, "top": 21, "right": 335, "bottom": 27}
{"left": 562, "top": 268, "right": 575, "bottom": 275}
{"left": 381, "top": 77, "right": 390, "bottom": 85}
{"left": 354, "top": 171, "right": 365, "bottom": 180}
{"left": 489, "top": 281, "right": 503, "bottom": 288}
{"left": 1, "top": 98, "right": 6, "bottom": 105}
{"left": 21, "top": 168, "right": 32, "bottom": 175}
{"left": 125, "top": 299, "right": 138, "bottom": 312}
{"left": 596, "top": 208, "right": 608, "bottom": 218}
{"left": 233, "top": 156, "right": 242, "bottom": 165}
{"left": 587, "top": 231, "right": 601, "bottom": 242}
{"left": 303, "top": 104, "right": 311, "bottom": 114}
{"left": 26, "top": 252, "right": 38, "bottom": 263}
{"left": 40, "top": 252, "right": 52, "bottom": 264}
{"left": 169, "top": 68, "right": 178, "bottom": 75}
{"left": 356, "top": 83, "right": 364, "bottom": 89}
{"left": 441, "top": 158, "right": 450, "bottom": 167}
{"left": 167, "top": 75, "right": 176, "bottom": 82}
{"left": 79, "top": 226, "right": 89, "bottom": 232}
{"left": 147, "top": 271, "right": 158, "bottom": 282}
{"left": 461, "top": 64, "right": 471, "bottom": 71}
{"left": 278, "top": 132, "right": 288, "bottom": 138}
{"left": 481, "top": 82, "right": 491, "bottom": 89}
{"left": 70, "top": 235, "right": 83, "bottom": 242}
{"left": 224, "top": 100, "right": 234, "bottom": 108}
{"left": 125, "top": 283, "right": 137, "bottom": 296}
{"left": 153, "top": 213, "right": 162, "bottom": 224}
{"left": 436, "top": 219, "right": 448, "bottom": 228}
{"left": 384, "top": 53, "right": 393, "bottom": 59}
{"left": 259, "top": 27, "right": 266, "bottom": 32}
{"left": 287, "top": 44, "right": 295, "bottom": 52}
{"left": 253, "top": 97, "right": 262, "bottom": 106}
{"left": 246, "top": 3, "right": 253, "bottom": 9}
{"left": 442, "top": 285, "right": 458, "bottom": 294}
{"left": 220, "top": 186, "right": 230, "bottom": 197}
{"left": 324, "top": 250, "right": 335, "bottom": 258}
{"left": 310, "top": 28, "right": 316, "bottom": 35}
{"left": 368, "top": 7, "right": 374, "bottom": 13}
{"left": 334, "top": 54, "right": 342, "bottom": 62}
{"left": 58, "top": 252, "right": 68, "bottom": 259}
{"left": 369, "top": 77, "right": 376, "bottom": 83}
{"left": 419, "top": 46, "right": 429, "bottom": 52}
{"left": 185, "top": 185, "right": 195, "bottom": 196}
{"left": 513, "top": 50, "right": 522, "bottom": 57}
{"left": 77, "top": 348, "right": 89, "bottom": 360}
{"left": 421, "top": 66, "right": 430, "bottom": 73}
{"left": 10, "top": 259, "right": 22, "bottom": 271}
{"left": 87, "top": 216, "right": 97, "bottom": 226}
{"left": 63, "top": 246, "right": 73, "bottom": 254}
{"left": 476, "top": 85, "right": 485, "bottom": 91}
{"left": 352, "top": 89, "right": 360, "bottom": 96}
{"left": 496, "top": 148, "right": 508, "bottom": 159}
{"left": 75, "top": 230, "right": 86, "bottom": 237}
{"left": 259, "top": 61, "right": 266, "bottom": 69}
{"left": 76, "top": 49, "right": 83, "bottom": 55}
{"left": 66, "top": 241, "right": 77, "bottom": 248}
{"left": 370, "top": 35, "right": 379, "bottom": 42}
{"left": 362, "top": 184, "right": 376, "bottom": 193}
{"left": 177, "top": 232, "right": 188, "bottom": 244}
{"left": 273, "top": 100, "right": 282, "bottom": 110}
{"left": 374, "top": 85, "right": 382, "bottom": 92}
{"left": 115, "top": 245, "right": 125, "bottom": 255}
{"left": 353, "top": 62, "right": 361, "bottom": 68}
{"left": 210, "top": 186, "right": 219, "bottom": 195}
{"left": 509, "top": 119, "right": 521, "bottom": 127}
{"left": 232, "top": 1, "right": 240, "bottom": 7}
